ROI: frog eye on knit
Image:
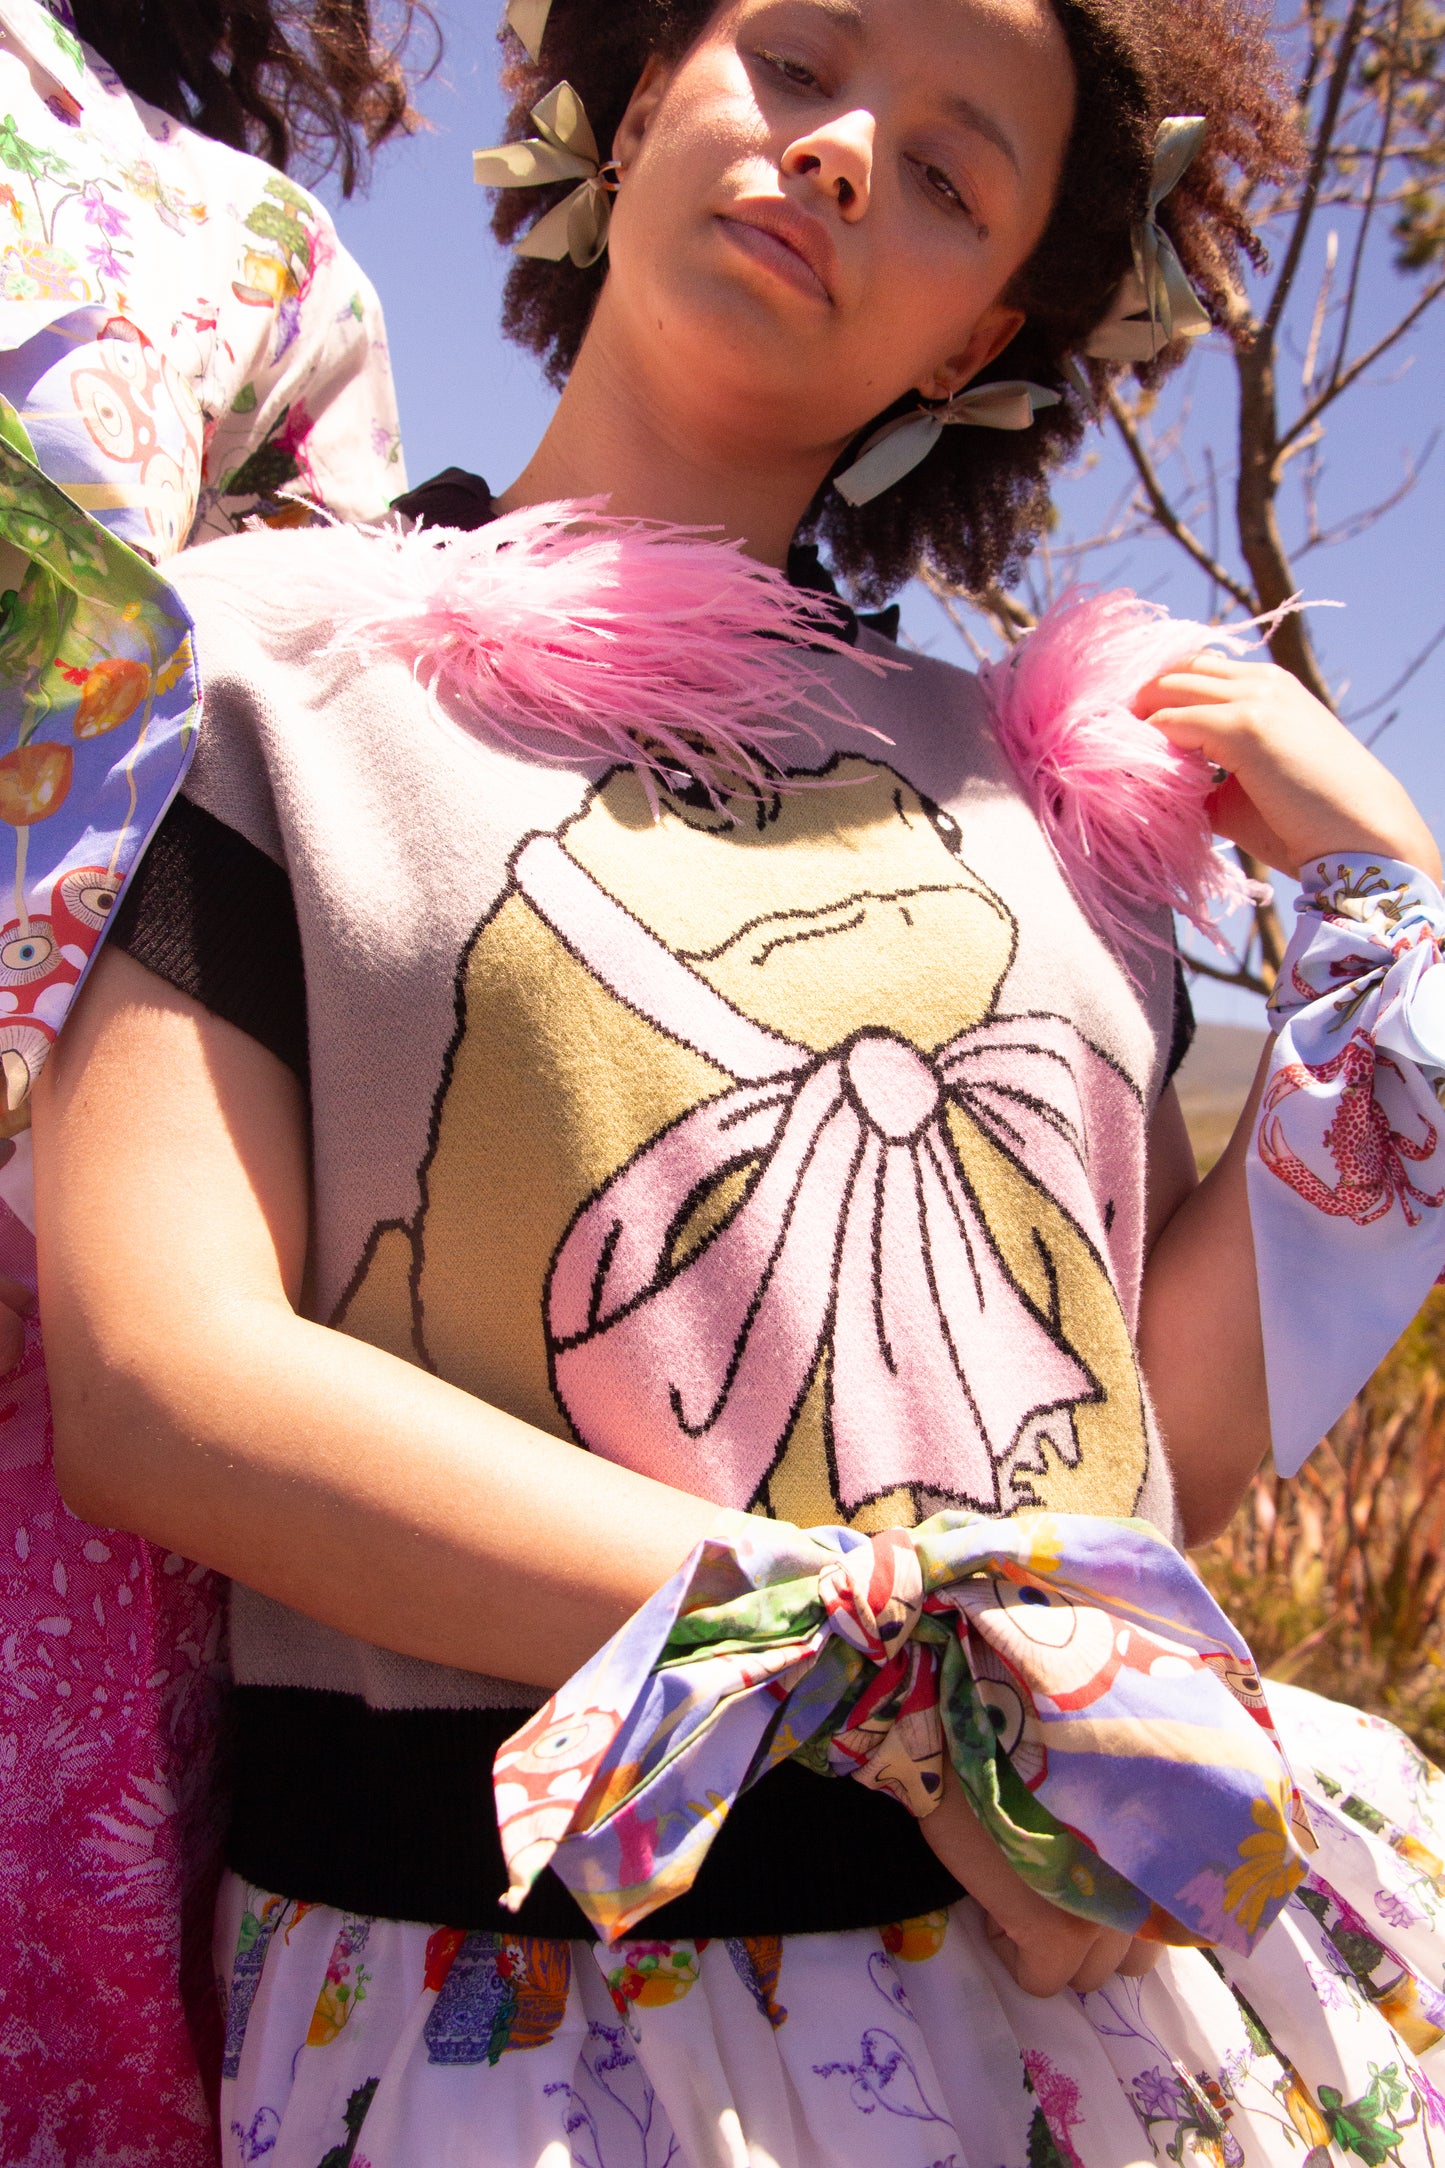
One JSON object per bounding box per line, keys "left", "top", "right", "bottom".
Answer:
{"left": 919, "top": 796, "right": 964, "bottom": 858}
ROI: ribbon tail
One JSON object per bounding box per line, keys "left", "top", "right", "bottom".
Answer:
{"left": 493, "top": 1516, "right": 834, "bottom": 1922}
{"left": 566, "top": 178, "right": 611, "bottom": 269}
{"left": 1154, "top": 229, "right": 1212, "bottom": 345}
{"left": 833, "top": 412, "right": 943, "bottom": 506}
{"left": 515, "top": 181, "right": 598, "bottom": 263}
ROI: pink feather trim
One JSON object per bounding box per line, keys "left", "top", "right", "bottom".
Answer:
{"left": 290, "top": 499, "right": 892, "bottom": 805}
{"left": 280, "top": 509, "right": 1259, "bottom": 957}
{"left": 979, "top": 588, "right": 1266, "bottom": 956}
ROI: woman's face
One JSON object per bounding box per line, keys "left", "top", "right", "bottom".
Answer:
{"left": 602, "top": 0, "right": 1075, "bottom": 463}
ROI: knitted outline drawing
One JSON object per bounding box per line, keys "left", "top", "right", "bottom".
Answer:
{"left": 339, "top": 755, "right": 1155, "bottom": 1528}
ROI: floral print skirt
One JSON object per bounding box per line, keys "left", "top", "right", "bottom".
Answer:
{"left": 217, "top": 1684, "right": 1445, "bottom": 2168}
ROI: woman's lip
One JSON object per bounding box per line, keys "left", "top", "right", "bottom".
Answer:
{"left": 715, "top": 206, "right": 836, "bottom": 304}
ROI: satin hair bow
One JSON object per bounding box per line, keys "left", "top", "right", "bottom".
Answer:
{"left": 474, "top": 80, "right": 615, "bottom": 269}
{"left": 504, "top": 0, "right": 553, "bottom": 59}
{"left": 833, "top": 380, "right": 1061, "bottom": 506}
{"left": 494, "top": 1509, "right": 1315, "bottom": 1949}
{"left": 1083, "top": 117, "right": 1213, "bottom": 363}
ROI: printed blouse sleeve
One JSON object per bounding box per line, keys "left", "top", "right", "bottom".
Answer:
{"left": 110, "top": 794, "right": 309, "bottom": 1084}
{"left": 1247, "top": 854, "right": 1445, "bottom": 1475}
{"left": 193, "top": 180, "right": 406, "bottom": 542}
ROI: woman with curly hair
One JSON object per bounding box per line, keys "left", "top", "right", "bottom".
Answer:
{"left": 0, "top": 4, "right": 427, "bottom": 2159}
{"left": 31, "top": 0, "right": 1445, "bottom": 2162}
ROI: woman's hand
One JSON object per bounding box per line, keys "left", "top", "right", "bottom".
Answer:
{"left": 1134, "top": 651, "right": 1441, "bottom": 882}
{"left": 919, "top": 1759, "right": 1160, "bottom": 1997}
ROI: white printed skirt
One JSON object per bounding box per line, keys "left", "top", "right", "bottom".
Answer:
{"left": 217, "top": 1683, "right": 1445, "bottom": 2168}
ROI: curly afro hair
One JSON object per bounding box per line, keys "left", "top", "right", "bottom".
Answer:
{"left": 487, "top": 0, "right": 1297, "bottom": 601}
{"left": 69, "top": 0, "right": 437, "bottom": 196}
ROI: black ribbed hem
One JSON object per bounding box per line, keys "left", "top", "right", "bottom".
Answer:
{"left": 229, "top": 1687, "right": 966, "bottom": 1937}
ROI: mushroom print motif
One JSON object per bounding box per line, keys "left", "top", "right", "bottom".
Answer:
{"left": 340, "top": 759, "right": 1156, "bottom": 1530}
{"left": 0, "top": 863, "right": 119, "bottom": 1133}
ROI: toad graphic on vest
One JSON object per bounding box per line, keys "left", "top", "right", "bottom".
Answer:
{"left": 338, "top": 756, "right": 1153, "bottom": 1528}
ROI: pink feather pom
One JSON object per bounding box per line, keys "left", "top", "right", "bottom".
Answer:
{"left": 979, "top": 588, "right": 1264, "bottom": 956}
{"left": 289, "top": 499, "right": 891, "bottom": 804}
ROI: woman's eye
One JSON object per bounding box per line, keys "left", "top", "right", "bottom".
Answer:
{"left": 917, "top": 160, "right": 967, "bottom": 214}
{"left": 754, "top": 48, "right": 822, "bottom": 91}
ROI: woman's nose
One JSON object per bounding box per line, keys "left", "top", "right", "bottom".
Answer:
{"left": 781, "top": 111, "right": 874, "bottom": 218}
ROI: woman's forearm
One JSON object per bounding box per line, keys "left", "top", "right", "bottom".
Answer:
{"left": 35, "top": 949, "right": 719, "bottom": 1690}
{"left": 59, "top": 1295, "right": 718, "bottom": 1690}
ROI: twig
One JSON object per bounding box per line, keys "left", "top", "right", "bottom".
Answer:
{"left": 1298, "top": 430, "right": 1439, "bottom": 553}
{"left": 1327, "top": 0, "right": 1404, "bottom": 388}
{"left": 1264, "top": 0, "right": 1372, "bottom": 342}
{"left": 1347, "top": 612, "right": 1445, "bottom": 724}
{"left": 1301, "top": 228, "right": 1338, "bottom": 389}
{"left": 1265, "top": 1608, "right": 1351, "bottom": 1684}
{"left": 1105, "top": 388, "right": 1258, "bottom": 611}
{"left": 1180, "top": 947, "right": 1271, "bottom": 997}
{"left": 1279, "top": 268, "right": 1445, "bottom": 453}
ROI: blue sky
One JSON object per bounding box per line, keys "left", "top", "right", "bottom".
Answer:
{"left": 326, "top": 3, "right": 1444, "bottom": 1024}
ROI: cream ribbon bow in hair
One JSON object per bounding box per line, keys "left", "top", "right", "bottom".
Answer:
{"left": 1084, "top": 117, "right": 1212, "bottom": 363}
{"left": 504, "top": 0, "right": 553, "bottom": 58}
{"left": 833, "top": 380, "right": 1061, "bottom": 506}
{"left": 474, "top": 80, "right": 615, "bottom": 269}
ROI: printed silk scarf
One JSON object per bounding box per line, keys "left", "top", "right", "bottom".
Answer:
{"left": 493, "top": 1509, "right": 1318, "bottom": 1949}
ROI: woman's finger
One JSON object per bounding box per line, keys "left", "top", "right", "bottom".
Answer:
{"left": 1117, "top": 1937, "right": 1164, "bottom": 1978}
{"left": 1135, "top": 675, "right": 1254, "bottom": 724}
{"left": 1068, "top": 1927, "right": 1136, "bottom": 1994}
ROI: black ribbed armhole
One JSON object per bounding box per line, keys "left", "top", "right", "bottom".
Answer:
{"left": 110, "top": 795, "right": 309, "bottom": 1084}
{"left": 1163, "top": 952, "right": 1196, "bottom": 1090}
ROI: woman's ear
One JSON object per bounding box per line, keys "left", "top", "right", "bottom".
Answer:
{"left": 916, "top": 302, "right": 1027, "bottom": 401}
{"left": 613, "top": 53, "right": 675, "bottom": 168}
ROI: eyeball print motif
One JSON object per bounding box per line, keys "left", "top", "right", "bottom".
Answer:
{"left": 0, "top": 919, "right": 60, "bottom": 988}
{"left": 54, "top": 865, "right": 121, "bottom": 943}
{"left": 1202, "top": 1649, "right": 1272, "bottom": 1728}
{"left": 963, "top": 1572, "right": 1209, "bottom": 1714}
{"left": 965, "top": 1632, "right": 1047, "bottom": 1790}
{"left": 493, "top": 1701, "right": 632, "bottom": 1899}
{"left": 499, "top": 1706, "right": 621, "bottom": 1787}
{"left": 0, "top": 868, "right": 121, "bottom": 1124}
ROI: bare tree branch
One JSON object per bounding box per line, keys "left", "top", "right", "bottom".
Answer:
{"left": 1264, "top": 0, "right": 1372, "bottom": 340}
{"left": 1347, "top": 613, "right": 1445, "bottom": 724}
{"left": 1281, "top": 268, "right": 1445, "bottom": 452}
{"left": 1328, "top": 0, "right": 1404, "bottom": 385}
{"left": 1105, "top": 388, "right": 1259, "bottom": 610}
{"left": 1181, "top": 947, "right": 1272, "bottom": 996}
{"left": 1301, "top": 228, "right": 1338, "bottom": 388}
{"left": 1298, "top": 430, "right": 1439, "bottom": 552}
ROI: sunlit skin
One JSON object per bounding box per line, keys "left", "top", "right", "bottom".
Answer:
{"left": 31, "top": 0, "right": 1440, "bottom": 2012}
{"left": 503, "top": 0, "right": 1074, "bottom": 565}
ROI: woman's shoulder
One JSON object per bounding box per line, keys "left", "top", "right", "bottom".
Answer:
{"left": 168, "top": 524, "right": 389, "bottom": 641}
{"left": 166, "top": 526, "right": 425, "bottom": 763}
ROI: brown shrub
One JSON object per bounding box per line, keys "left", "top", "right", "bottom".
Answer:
{"left": 1197, "top": 1285, "right": 1445, "bottom": 1760}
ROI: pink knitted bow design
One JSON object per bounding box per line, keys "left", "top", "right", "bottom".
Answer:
{"left": 514, "top": 837, "right": 1143, "bottom": 1513}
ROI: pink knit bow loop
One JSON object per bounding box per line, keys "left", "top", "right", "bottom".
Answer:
{"left": 512, "top": 833, "right": 1144, "bottom": 1517}
{"left": 817, "top": 1527, "right": 925, "bottom": 1661}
